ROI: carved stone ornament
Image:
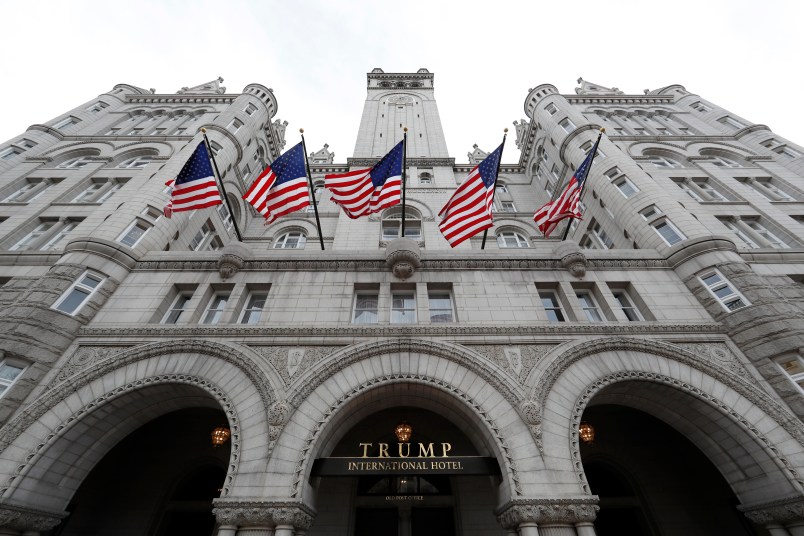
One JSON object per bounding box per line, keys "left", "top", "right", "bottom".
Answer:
{"left": 217, "top": 243, "right": 249, "bottom": 279}
{"left": 385, "top": 238, "right": 422, "bottom": 279}
{"left": 739, "top": 496, "right": 804, "bottom": 524}
{"left": 553, "top": 241, "right": 587, "bottom": 278}
{"left": 495, "top": 497, "right": 599, "bottom": 528}
{"left": 213, "top": 500, "right": 315, "bottom": 529}
{"left": 0, "top": 503, "right": 66, "bottom": 531}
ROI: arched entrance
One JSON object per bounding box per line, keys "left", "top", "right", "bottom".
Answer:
{"left": 54, "top": 407, "right": 230, "bottom": 535}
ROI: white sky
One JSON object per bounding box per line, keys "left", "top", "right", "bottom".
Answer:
{"left": 1, "top": 0, "right": 802, "bottom": 164}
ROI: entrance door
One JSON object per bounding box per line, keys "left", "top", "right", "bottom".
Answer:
{"left": 355, "top": 508, "right": 398, "bottom": 536}
{"left": 412, "top": 507, "right": 456, "bottom": 536}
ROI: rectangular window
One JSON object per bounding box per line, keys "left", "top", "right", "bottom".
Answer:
{"left": 605, "top": 167, "right": 639, "bottom": 198}
{"left": 163, "top": 293, "right": 192, "bottom": 324}
{"left": 72, "top": 182, "right": 105, "bottom": 203}
{"left": 744, "top": 219, "right": 789, "bottom": 249}
{"left": 0, "top": 147, "right": 22, "bottom": 160}
{"left": 245, "top": 103, "right": 258, "bottom": 116}
{"left": 776, "top": 355, "right": 804, "bottom": 394}
{"left": 86, "top": 101, "right": 109, "bottom": 112}
{"left": 576, "top": 291, "right": 603, "bottom": 321}
{"left": 700, "top": 270, "right": 749, "bottom": 312}
{"left": 500, "top": 201, "right": 516, "bottom": 212}
{"left": 2, "top": 179, "right": 50, "bottom": 203}
{"left": 53, "top": 117, "right": 78, "bottom": 129}
{"left": 10, "top": 221, "right": 55, "bottom": 251}
{"left": 721, "top": 219, "right": 759, "bottom": 249}
{"left": 202, "top": 293, "right": 229, "bottom": 324}
{"left": 428, "top": 291, "right": 454, "bottom": 323}
{"left": 540, "top": 291, "right": 565, "bottom": 322}
{"left": 0, "top": 360, "right": 25, "bottom": 398}
{"left": 117, "top": 220, "right": 151, "bottom": 247}
{"left": 53, "top": 271, "right": 104, "bottom": 315}
{"left": 690, "top": 101, "right": 711, "bottom": 112}
{"left": 40, "top": 221, "right": 78, "bottom": 250}
{"left": 692, "top": 178, "right": 729, "bottom": 201}
{"left": 545, "top": 103, "right": 558, "bottom": 115}
{"left": 20, "top": 139, "right": 36, "bottom": 149}
{"left": 189, "top": 221, "right": 214, "bottom": 250}
{"left": 653, "top": 219, "right": 685, "bottom": 246}
{"left": 612, "top": 290, "right": 643, "bottom": 321}
{"left": 239, "top": 292, "right": 268, "bottom": 324}
{"left": 776, "top": 146, "right": 802, "bottom": 158}
{"left": 353, "top": 293, "right": 379, "bottom": 324}
{"left": 559, "top": 118, "right": 576, "bottom": 133}
{"left": 718, "top": 116, "right": 745, "bottom": 129}
{"left": 217, "top": 204, "right": 233, "bottom": 230}
{"left": 640, "top": 205, "right": 662, "bottom": 220}
{"left": 97, "top": 181, "right": 124, "bottom": 202}
{"left": 391, "top": 293, "right": 416, "bottom": 324}
{"left": 750, "top": 178, "right": 796, "bottom": 201}
{"left": 227, "top": 118, "right": 243, "bottom": 133}
{"left": 591, "top": 222, "right": 614, "bottom": 249}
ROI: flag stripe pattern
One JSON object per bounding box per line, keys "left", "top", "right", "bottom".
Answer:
{"left": 438, "top": 142, "right": 504, "bottom": 247}
{"left": 325, "top": 141, "right": 403, "bottom": 219}
{"left": 167, "top": 143, "right": 222, "bottom": 213}
{"left": 243, "top": 142, "right": 309, "bottom": 223}
{"left": 533, "top": 136, "right": 601, "bottom": 238}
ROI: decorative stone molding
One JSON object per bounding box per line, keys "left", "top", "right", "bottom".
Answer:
{"left": 212, "top": 500, "right": 315, "bottom": 529}
{"left": 519, "top": 400, "right": 543, "bottom": 453}
{"left": 463, "top": 344, "right": 553, "bottom": 383}
{"left": 217, "top": 243, "right": 250, "bottom": 279}
{"left": 385, "top": 238, "right": 422, "bottom": 279}
{"left": 739, "top": 496, "right": 804, "bottom": 524}
{"left": 51, "top": 344, "right": 134, "bottom": 386}
{"left": 0, "top": 503, "right": 65, "bottom": 531}
{"left": 495, "top": 497, "right": 599, "bottom": 527}
{"left": 553, "top": 241, "right": 587, "bottom": 278}
{"left": 291, "top": 371, "right": 521, "bottom": 499}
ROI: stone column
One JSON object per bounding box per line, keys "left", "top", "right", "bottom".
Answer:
{"left": 740, "top": 496, "right": 804, "bottom": 536}
{"left": 268, "top": 504, "right": 313, "bottom": 536}
{"left": 0, "top": 505, "right": 64, "bottom": 536}
{"left": 496, "top": 497, "right": 599, "bottom": 536}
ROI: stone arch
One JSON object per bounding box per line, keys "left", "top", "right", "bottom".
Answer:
{"left": 267, "top": 222, "right": 317, "bottom": 249}
{"left": 532, "top": 337, "right": 804, "bottom": 505}
{"left": 275, "top": 339, "right": 529, "bottom": 503}
{"left": 0, "top": 340, "right": 276, "bottom": 513}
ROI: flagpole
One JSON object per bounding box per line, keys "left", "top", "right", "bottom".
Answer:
{"left": 401, "top": 127, "right": 408, "bottom": 238}
{"left": 561, "top": 127, "right": 605, "bottom": 241}
{"left": 299, "top": 128, "right": 325, "bottom": 251}
{"left": 481, "top": 128, "right": 508, "bottom": 250}
{"left": 201, "top": 128, "right": 243, "bottom": 242}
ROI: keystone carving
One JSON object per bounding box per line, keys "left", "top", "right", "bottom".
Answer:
{"left": 385, "top": 238, "right": 422, "bottom": 279}
{"left": 554, "top": 241, "right": 587, "bottom": 278}
{"left": 217, "top": 243, "right": 249, "bottom": 279}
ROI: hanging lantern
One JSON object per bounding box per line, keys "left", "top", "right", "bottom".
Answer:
{"left": 211, "top": 426, "right": 231, "bottom": 447}
{"left": 394, "top": 421, "right": 412, "bottom": 443}
{"left": 579, "top": 422, "right": 595, "bottom": 444}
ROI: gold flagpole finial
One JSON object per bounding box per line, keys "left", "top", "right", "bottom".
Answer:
{"left": 504, "top": 128, "right": 509, "bottom": 133}
{"left": 403, "top": 127, "right": 408, "bottom": 132}
{"left": 600, "top": 127, "right": 606, "bottom": 133}
{"left": 201, "top": 127, "right": 206, "bottom": 133}
{"left": 299, "top": 128, "right": 304, "bottom": 134}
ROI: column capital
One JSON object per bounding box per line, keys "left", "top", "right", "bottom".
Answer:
{"left": 212, "top": 499, "right": 315, "bottom": 529}
{"left": 495, "top": 496, "right": 599, "bottom": 527}
{"left": 740, "top": 495, "right": 804, "bottom": 524}
{"left": 0, "top": 503, "right": 65, "bottom": 532}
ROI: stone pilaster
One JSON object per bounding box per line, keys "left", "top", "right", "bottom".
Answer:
{"left": 212, "top": 500, "right": 314, "bottom": 535}
{"left": 495, "top": 497, "right": 599, "bottom": 534}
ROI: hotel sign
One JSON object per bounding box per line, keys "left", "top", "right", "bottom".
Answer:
{"left": 312, "top": 442, "right": 500, "bottom": 476}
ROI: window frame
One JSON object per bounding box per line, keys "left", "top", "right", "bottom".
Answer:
{"left": 652, "top": 218, "right": 686, "bottom": 246}
{"left": 428, "top": 291, "right": 455, "bottom": 323}
{"left": 576, "top": 290, "right": 604, "bottom": 322}
{"left": 699, "top": 269, "right": 750, "bottom": 312}
{"left": 239, "top": 291, "right": 268, "bottom": 325}
{"left": 274, "top": 231, "right": 307, "bottom": 249}
{"left": 539, "top": 290, "right": 566, "bottom": 322}
{"left": 117, "top": 219, "right": 152, "bottom": 248}
{"left": 202, "top": 293, "right": 230, "bottom": 324}
{"left": 162, "top": 292, "right": 193, "bottom": 324}
{"left": 352, "top": 292, "right": 379, "bottom": 324}
{"left": 497, "top": 230, "right": 529, "bottom": 248}
{"left": 0, "top": 359, "right": 26, "bottom": 399}
{"left": 391, "top": 292, "right": 417, "bottom": 324}
{"left": 52, "top": 270, "right": 105, "bottom": 316}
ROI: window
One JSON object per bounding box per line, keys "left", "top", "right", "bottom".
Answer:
{"left": 72, "top": 182, "right": 105, "bottom": 203}
{"left": 149, "top": 128, "right": 166, "bottom": 136}
{"left": 652, "top": 219, "right": 686, "bottom": 246}
{"left": 497, "top": 230, "right": 529, "bottom": 248}
{"left": 117, "top": 156, "right": 153, "bottom": 169}
{"left": 718, "top": 116, "right": 745, "bottom": 129}
{"left": 227, "top": 118, "right": 243, "bottom": 133}
{"left": 775, "top": 146, "right": 802, "bottom": 159}
{"left": 189, "top": 221, "right": 214, "bottom": 250}
{"left": 0, "top": 360, "right": 25, "bottom": 398}
{"left": 497, "top": 182, "right": 509, "bottom": 194}
{"left": 605, "top": 167, "right": 639, "bottom": 198}
{"left": 10, "top": 221, "right": 55, "bottom": 251}
{"left": 646, "top": 156, "right": 682, "bottom": 168}
{"left": 217, "top": 204, "right": 233, "bottom": 230}
{"left": 86, "top": 101, "right": 109, "bottom": 113}
{"left": 428, "top": 292, "right": 454, "bottom": 323}
{"left": 353, "top": 293, "right": 379, "bottom": 324}
{"left": 382, "top": 207, "right": 422, "bottom": 241}
{"left": 53, "top": 117, "right": 79, "bottom": 129}
{"left": 689, "top": 101, "right": 711, "bottom": 112}
{"left": 391, "top": 292, "right": 416, "bottom": 324}
{"left": 576, "top": 291, "right": 603, "bottom": 321}
{"left": 590, "top": 221, "right": 614, "bottom": 249}
{"left": 0, "top": 147, "right": 22, "bottom": 160}
{"left": 744, "top": 219, "right": 789, "bottom": 249}
{"left": 244, "top": 103, "right": 258, "bottom": 116}
{"left": 639, "top": 205, "right": 662, "bottom": 220}
{"left": 709, "top": 156, "right": 741, "bottom": 168}
{"left": 19, "top": 139, "right": 36, "bottom": 149}
{"left": 746, "top": 177, "right": 796, "bottom": 201}
{"left": 700, "top": 270, "right": 749, "bottom": 312}
{"left": 580, "top": 140, "right": 605, "bottom": 159}
{"left": 40, "top": 221, "right": 78, "bottom": 250}
{"left": 721, "top": 219, "right": 759, "bottom": 249}
{"left": 673, "top": 177, "right": 730, "bottom": 202}
{"left": 2, "top": 178, "right": 52, "bottom": 203}
{"left": 559, "top": 118, "right": 576, "bottom": 133}
{"left": 202, "top": 293, "right": 229, "bottom": 324}
{"left": 775, "top": 355, "right": 804, "bottom": 394}
{"left": 694, "top": 178, "right": 729, "bottom": 201}
{"left": 53, "top": 271, "right": 104, "bottom": 315}
{"left": 540, "top": 291, "right": 565, "bottom": 322}
{"left": 545, "top": 103, "right": 558, "bottom": 115}
{"left": 274, "top": 231, "right": 307, "bottom": 249}
{"left": 58, "top": 156, "right": 94, "bottom": 169}
{"left": 239, "top": 292, "right": 268, "bottom": 324}
{"left": 419, "top": 172, "right": 432, "bottom": 185}
{"left": 209, "top": 141, "right": 223, "bottom": 156}
{"left": 163, "top": 293, "right": 192, "bottom": 324}
{"left": 612, "top": 290, "right": 643, "bottom": 321}
{"left": 118, "top": 220, "right": 151, "bottom": 247}
{"left": 499, "top": 201, "right": 516, "bottom": 212}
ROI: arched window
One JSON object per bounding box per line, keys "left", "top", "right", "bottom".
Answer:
{"left": 117, "top": 156, "right": 153, "bottom": 169}
{"left": 418, "top": 172, "right": 432, "bottom": 185}
{"left": 646, "top": 155, "right": 682, "bottom": 168}
{"left": 57, "top": 156, "right": 96, "bottom": 169}
{"left": 497, "top": 181, "right": 509, "bottom": 194}
{"left": 496, "top": 229, "right": 529, "bottom": 248}
{"left": 382, "top": 207, "right": 422, "bottom": 241}
{"left": 307, "top": 180, "right": 324, "bottom": 212}
{"left": 274, "top": 231, "right": 307, "bottom": 249}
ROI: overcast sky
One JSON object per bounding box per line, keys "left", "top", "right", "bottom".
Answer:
{"left": 1, "top": 0, "right": 801, "bottom": 164}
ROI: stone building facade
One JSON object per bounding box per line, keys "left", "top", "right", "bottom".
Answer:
{"left": 0, "top": 69, "right": 804, "bottom": 535}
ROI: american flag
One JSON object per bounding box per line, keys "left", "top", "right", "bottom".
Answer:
{"left": 438, "top": 142, "right": 504, "bottom": 247}
{"left": 243, "top": 142, "right": 309, "bottom": 223}
{"left": 534, "top": 135, "right": 601, "bottom": 238}
{"left": 325, "top": 141, "right": 403, "bottom": 219}
{"left": 164, "top": 143, "right": 222, "bottom": 215}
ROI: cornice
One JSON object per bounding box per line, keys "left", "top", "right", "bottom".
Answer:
{"left": 78, "top": 323, "right": 723, "bottom": 339}
{"left": 566, "top": 95, "right": 674, "bottom": 105}
{"left": 347, "top": 157, "right": 455, "bottom": 167}
{"left": 367, "top": 72, "right": 433, "bottom": 80}
{"left": 126, "top": 94, "right": 237, "bottom": 104}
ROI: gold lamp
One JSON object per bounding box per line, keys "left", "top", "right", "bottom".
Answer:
{"left": 579, "top": 422, "right": 595, "bottom": 444}
{"left": 211, "top": 426, "right": 231, "bottom": 447}
{"left": 394, "top": 421, "right": 412, "bottom": 443}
